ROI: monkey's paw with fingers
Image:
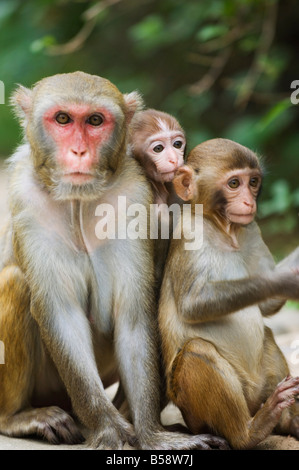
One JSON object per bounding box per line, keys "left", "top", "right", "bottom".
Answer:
{"left": 31, "top": 406, "right": 84, "bottom": 444}
{"left": 266, "top": 375, "right": 299, "bottom": 419}
{"left": 255, "top": 375, "right": 299, "bottom": 442}
{"left": 137, "top": 431, "right": 230, "bottom": 450}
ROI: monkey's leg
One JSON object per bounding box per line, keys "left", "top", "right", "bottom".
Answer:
{"left": 169, "top": 337, "right": 299, "bottom": 450}
{"left": 110, "top": 381, "right": 132, "bottom": 421}
{"left": 0, "top": 266, "right": 83, "bottom": 444}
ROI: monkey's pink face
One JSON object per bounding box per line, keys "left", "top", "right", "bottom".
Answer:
{"left": 145, "top": 130, "right": 185, "bottom": 183}
{"left": 221, "top": 168, "right": 261, "bottom": 225}
{"left": 43, "top": 104, "right": 116, "bottom": 185}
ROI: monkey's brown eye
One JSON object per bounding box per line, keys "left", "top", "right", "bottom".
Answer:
{"left": 87, "top": 114, "right": 103, "bottom": 126}
{"left": 153, "top": 144, "right": 164, "bottom": 153}
{"left": 56, "top": 113, "right": 71, "bottom": 125}
{"left": 173, "top": 141, "right": 183, "bottom": 149}
{"left": 250, "top": 177, "right": 259, "bottom": 187}
{"left": 228, "top": 178, "right": 240, "bottom": 189}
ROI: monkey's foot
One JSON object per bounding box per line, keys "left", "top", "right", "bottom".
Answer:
{"left": 264, "top": 376, "right": 299, "bottom": 421}
{"left": 0, "top": 406, "right": 84, "bottom": 445}
{"left": 31, "top": 406, "right": 85, "bottom": 444}
{"left": 249, "top": 376, "right": 299, "bottom": 445}
{"left": 86, "top": 418, "right": 136, "bottom": 450}
{"left": 137, "top": 431, "right": 230, "bottom": 450}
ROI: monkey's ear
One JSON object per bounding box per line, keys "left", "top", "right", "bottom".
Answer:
{"left": 123, "top": 91, "right": 144, "bottom": 124}
{"left": 173, "top": 166, "right": 197, "bottom": 201}
{"left": 10, "top": 85, "right": 33, "bottom": 124}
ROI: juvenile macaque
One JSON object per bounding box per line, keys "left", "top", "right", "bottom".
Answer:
{"left": 159, "top": 138, "right": 299, "bottom": 449}
{"left": 129, "top": 108, "right": 186, "bottom": 205}
{"left": 0, "top": 72, "right": 227, "bottom": 450}
{"left": 129, "top": 109, "right": 186, "bottom": 282}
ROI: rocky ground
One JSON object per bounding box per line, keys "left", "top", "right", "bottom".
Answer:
{"left": 0, "top": 164, "right": 298, "bottom": 451}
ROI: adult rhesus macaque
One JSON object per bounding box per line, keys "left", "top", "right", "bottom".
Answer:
{"left": 129, "top": 109, "right": 186, "bottom": 282}
{"left": 159, "top": 138, "right": 299, "bottom": 450}
{"left": 0, "top": 72, "right": 227, "bottom": 450}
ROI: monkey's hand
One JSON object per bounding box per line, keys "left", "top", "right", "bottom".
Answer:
{"left": 85, "top": 413, "right": 136, "bottom": 450}
{"left": 274, "top": 269, "right": 299, "bottom": 300}
{"left": 137, "top": 430, "right": 230, "bottom": 450}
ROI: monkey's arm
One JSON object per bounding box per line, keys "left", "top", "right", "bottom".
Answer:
{"left": 12, "top": 217, "right": 134, "bottom": 446}
{"left": 112, "top": 241, "right": 172, "bottom": 445}
{"left": 113, "top": 243, "right": 228, "bottom": 450}
{"left": 260, "top": 246, "right": 299, "bottom": 316}
{"left": 178, "top": 272, "right": 299, "bottom": 324}
{"left": 114, "top": 294, "right": 162, "bottom": 439}
{"left": 249, "top": 225, "right": 299, "bottom": 316}
{"left": 259, "top": 298, "right": 286, "bottom": 317}
{"left": 277, "top": 247, "right": 299, "bottom": 270}
{"left": 173, "top": 228, "right": 299, "bottom": 324}
{"left": 247, "top": 223, "right": 286, "bottom": 316}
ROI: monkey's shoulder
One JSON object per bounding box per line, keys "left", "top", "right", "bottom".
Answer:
{"left": 170, "top": 219, "right": 261, "bottom": 281}
{"left": 6, "top": 146, "right": 44, "bottom": 212}
{"left": 202, "top": 219, "right": 263, "bottom": 255}
{"left": 120, "top": 155, "right": 153, "bottom": 204}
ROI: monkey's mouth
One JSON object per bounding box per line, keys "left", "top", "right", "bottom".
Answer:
{"left": 231, "top": 212, "right": 255, "bottom": 217}
{"left": 230, "top": 213, "right": 255, "bottom": 224}
{"left": 161, "top": 170, "right": 176, "bottom": 181}
{"left": 63, "top": 172, "right": 95, "bottom": 184}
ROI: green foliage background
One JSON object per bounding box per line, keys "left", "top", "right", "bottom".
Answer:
{"left": 0, "top": 0, "right": 298, "bottom": 257}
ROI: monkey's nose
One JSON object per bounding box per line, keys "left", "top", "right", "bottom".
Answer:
{"left": 169, "top": 154, "right": 178, "bottom": 165}
{"left": 244, "top": 200, "right": 255, "bottom": 209}
{"left": 71, "top": 149, "right": 87, "bottom": 157}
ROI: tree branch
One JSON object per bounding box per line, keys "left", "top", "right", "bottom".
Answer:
{"left": 46, "top": 0, "right": 124, "bottom": 56}
{"left": 188, "top": 48, "right": 232, "bottom": 96}
{"left": 235, "top": 0, "right": 278, "bottom": 109}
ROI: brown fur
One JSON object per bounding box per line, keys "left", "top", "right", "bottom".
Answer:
{"left": 159, "top": 138, "right": 299, "bottom": 449}
{"left": 0, "top": 73, "right": 227, "bottom": 451}
{"left": 129, "top": 108, "right": 186, "bottom": 285}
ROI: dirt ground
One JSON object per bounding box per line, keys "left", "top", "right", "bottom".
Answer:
{"left": 0, "top": 164, "right": 298, "bottom": 451}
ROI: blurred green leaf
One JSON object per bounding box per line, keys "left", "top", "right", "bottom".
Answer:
{"left": 287, "top": 301, "right": 299, "bottom": 309}
{"left": 0, "top": 0, "right": 20, "bottom": 24}
{"left": 238, "top": 36, "right": 260, "bottom": 52}
{"left": 260, "top": 213, "right": 297, "bottom": 236}
{"left": 258, "top": 99, "right": 293, "bottom": 131}
{"left": 129, "top": 15, "right": 165, "bottom": 48}
{"left": 224, "top": 116, "right": 263, "bottom": 148}
{"left": 259, "top": 180, "right": 292, "bottom": 217}
{"left": 30, "top": 35, "right": 56, "bottom": 53}
{"left": 187, "top": 129, "right": 215, "bottom": 150}
{"left": 196, "top": 24, "right": 229, "bottom": 42}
